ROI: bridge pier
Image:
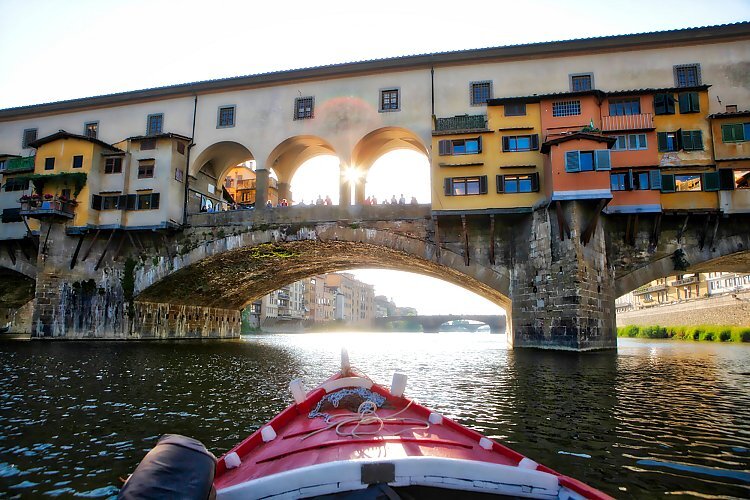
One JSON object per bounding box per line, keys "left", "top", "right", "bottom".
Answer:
{"left": 255, "top": 167, "right": 270, "bottom": 209}
{"left": 510, "top": 202, "right": 616, "bottom": 351}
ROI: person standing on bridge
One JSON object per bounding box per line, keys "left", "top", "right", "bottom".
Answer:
{"left": 391, "top": 195, "right": 397, "bottom": 205}
{"left": 399, "top": 194, "right": 405, "bottom": 205}
{"left": 325, "top": 195, "right": 332, "bottom": 205}
{"left": 316, "top": 195, "right": 324, "bottom": 205}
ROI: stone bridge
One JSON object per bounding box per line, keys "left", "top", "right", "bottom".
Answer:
{"left": 371, "top": 314, "right": 506, "bottom": 334}
{"left": 3, "top": 202, "right": 749, "bottom": 350}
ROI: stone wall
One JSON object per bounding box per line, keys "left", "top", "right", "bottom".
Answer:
{"left": 617, "top": 291, "right": 750, "bottom": 327}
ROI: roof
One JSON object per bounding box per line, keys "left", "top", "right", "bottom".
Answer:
{"left": 28, "top": 130, "right": 123, "bottom": 152}
{"left": 0, "top": 22, "right": 747, "bottom": 120}
{"left": 124, "top": 132, "right": 193, "bottom": 142}
{"left": 708, "top": 110, "right": 750, "bottom": 119}
{"left": 540, "top": 133, "right": 617, "bottom": 153}
{"left": 487, "top": 85, "right": 711, "bottom": 106}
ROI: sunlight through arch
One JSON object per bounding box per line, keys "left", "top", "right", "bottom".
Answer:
{"left": 365, "top": 150, "right": 430, "bottom": 204}
{"left": 290, "top": 155, "right": 340, "bottom": 205}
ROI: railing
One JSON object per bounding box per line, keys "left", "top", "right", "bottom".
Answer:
{"left": 633, "top": 283, "right": 667, "bottom": 295}
{"left": 672, "top": 276, "right": 698, "bottom": 287}
{"left": 234, "top": 178, "right": 278, "bottom": 190}
{"left": 435, "top": 114, "right": 487, "bottom": 132}
{"left": 6, "top": 156, "right": 35, "bottom": 173}
{"left": 19, "top": 198, "right": 76, "bottom": 219}
{"left": 601, "top": 113, "right": 654, "bottom": 131}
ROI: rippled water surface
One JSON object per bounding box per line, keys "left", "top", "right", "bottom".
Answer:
{"left": 1, "top": 334, "right": 749, "bottom": 498}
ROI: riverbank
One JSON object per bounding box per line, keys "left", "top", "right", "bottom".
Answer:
{"left": 617, "top": 325, "right": 750, "bottom": 342}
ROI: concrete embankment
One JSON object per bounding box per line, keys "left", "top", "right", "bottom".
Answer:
{"left": 617, "top": 291, "right": 750, "bottom": 327}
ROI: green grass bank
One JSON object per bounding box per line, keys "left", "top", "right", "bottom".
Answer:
{"left": 617, "top": 325, "right": 750, "bottom": 342}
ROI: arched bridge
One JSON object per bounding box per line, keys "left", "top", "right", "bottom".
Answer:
{"left": 371, "top": 315, "right": 506, "bottom": 334}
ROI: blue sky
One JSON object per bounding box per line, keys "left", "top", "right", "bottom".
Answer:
{"left": 1, "top": 1, "right": 748, "bottom": 314}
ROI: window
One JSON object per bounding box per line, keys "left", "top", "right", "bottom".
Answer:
{"left": 721, "top": 123, "right": 749, "bottom": 143}
{"left": 470, "top": 81, "right": 492, "bottom": 105}
{"left": 84, "top": 122, "right": 99, "bottom": 139}
{"left": 294, "top": 97, "right": 314, "bottom": 120}
{"left": 633, "top": 171, "right": 650, "bottom": 190}
{"left": 552, "top": 100, "right": 581, "bottom": 117}
{"left": 612, "top": 134, "right": 647, "bottom": 151}
{"left": 504, "top": 102, "right": 526, "bottom": 116}
{"left": 146, "top": 113, "right": 163, "bottom": 135}
{"left": 71, "top": 155, "right": 83, "bottom": 169}
{"left": 438, "top": 137, "right": 482, "bottom": 155}
{"left": 496, "top": 173, "right": 539, "bottom": 193}
{"left": 138, "top": 160, "right": 154, "bottom": 178}
{"left": 675, "top": 174, "right": 702, "bottom": 192}
{"left": 611, "top": 172, "right": 627, "bottom": 191}
{"left": 654, "top": 93, "right": 676, "bottom": 115}
{"left": 564, "top": 150, "right": 611, "bottom": 172}
{"left": 657, "top": 131, "right": 680, "bottom": 152}
{"left": 570, "top": 73, "right": 593, "bottom": 92}
{"left": 379, "top": 89, "right": 399, "bottom": 112}
{"left": 681, "top": 130, "right": 703, "bottom": 151}
{"left": 502, "top": 134, "right": 539, "bottom": 152}
{"left": 443, "top": 176, "right": 488, "bottom": 196}
{"left": 45, "top": 157, "right": 55, "bottom": 170}
{"left": 4, "top": 179, "right": 29, "bottom": 192}
{"left": 609, "top": 98, "right": 641, "bottom": 116}
{"left": 734, "top": 170, "right": 750, "bottom": 189}
{"left": 104, "top": 157, "right": 122, "bottom": 174}
{"left": 137, "top": 193, "right": 160, "bottom": 209}
{"left": 102, "top": 195, "right": 122, "bottom": 210}
{"left": 217, "top": 106, "right": 235, "bottom": 128}
{"left": 176, "top": 142, "right": 185, "bottom": 155}
{"left": 674, "top": 64, "right": 701, "bottom": 87}
{"left": 140, "top": 138, "right": 156, "bottom": 151}
{"left": 175, "top": 168, "right": 184, "bottom": 182}
{"left": 22, "top": 128, "right": 37, "bottom": 148}
{"left": 678, "top": 92, "right": 700, "bottom": 114}
{"left": 0, "top": 160, "right": 5, "bottom": 172}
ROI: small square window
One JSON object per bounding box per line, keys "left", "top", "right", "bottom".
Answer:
{"left": 84, "top": 122, "right": 99, "bottom": 139}
{"left": 570, "top": 73, "right": 593, "bottom": 92}
{"left": 140, "top": 138, "right": 156, "bottom": 151}
{"left": 674, "top": 64, "right": 701, "bottom": 87}
{"left": 176, "top": 142, "right": 186, "bottom": 155}
{"left": 217, "top": 106, "right": 235, "bottom": 128}
{"left": 552, "top": 100, "right": 581, "bottom": 117}
{"left": 294, "top": 97, "right": 314, "bottom": 120}
{"left": 504, "top": 102, "right": 526, "bottom": 116}
{"left": 470, "top": 81, "right": 492, "bottom": 106}
{"left": 379, "top": 89, "right": 399, "bottom": 112}
{"left": 23, "top": 128, "right": 38, "bottom": 148}
{"left": 138, "top": 160, "right": 154, "bottom": 179}
{"left": 104, "top": 157, "right": 122, "bottom": 174}
{"left": 72, "top": 155, "right": 83, "bottom": 168}
{"left": 146, "top": 113, "right": 163, "bottom": 135}
{"left": 45, "top": 157, "right": 55, "bottom": 170}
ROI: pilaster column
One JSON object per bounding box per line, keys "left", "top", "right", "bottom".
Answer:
{"left": 354, "top": 177, "right": 366, "bottom": 205}
{"left": 339, "top": 164, "right": 350, "bottom": 206}
{"left": 255, "top": 166, "right": 270, "bottom": 209}
{"left": 277, "top": 182, "right": 291, "bottom": 203}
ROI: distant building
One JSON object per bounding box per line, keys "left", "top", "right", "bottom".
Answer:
{"left": 618, "top": 272, "right": 750, "bottom": 311}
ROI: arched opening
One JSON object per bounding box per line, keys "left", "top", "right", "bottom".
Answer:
{"left": 0, "top": 267, "right": 35, "bottom": 334}
{"left": 189, "top": 141, "right": 254, "bottom": 214}
{"left": 266, "top": 136, "right": 339, "bottom": 206}
{"left": 223, "top": 162, "right": 280, "bottom": 209}
{"left": 289, "top": 156, "right": 341, "bottom": 206}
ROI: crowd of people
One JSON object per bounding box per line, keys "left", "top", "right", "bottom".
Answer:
{"left": 214, "top": 193, "right": 421, "bottom": 211}
{"left": 363, "top": 194, "right": 418, "bottom": 205}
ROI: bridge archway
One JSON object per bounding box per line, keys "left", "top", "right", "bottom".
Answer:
{"left": 350, "top": 127, "right": 429, "bottom": 205}
{"left": 266, "top": 136, "right": 339, "bottom": 204}
{"left": 133, "top": 224, "right": 511, "bottom": 318}
{"left": 190, "top": 141, "right": 255, "bottom": 211}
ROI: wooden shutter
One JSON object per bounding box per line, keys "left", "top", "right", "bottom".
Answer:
{"left": 595, "top": 150, "right": 611, "bottom": 170}
{"left": 151, "top": 193, "right": 160, "bottom": 209}
{"left": 477, "top": 136, "right": 483, "bottom": 153}
{"left": 117, "top": 195, "right": 128, "bottom": 209}
{"left": 718, "top": 168, "right": 735, "bottom": 190}
{"left": 530, "top": 134, "right": 539, "bottom": 151}
{"left": 681, "top": 130, "right": 694, "bottom": 151}
{"left": 661, "top": 174, "right": 675, "bottom": 193}
{"left": 91, "top": 194, "right": 102, "bottom": 210}
{"left": 479, "top": 175, "right": 488, "bottom": 194}
{"left": 565, "top": 151, "right": 580, "bottom": 172}
{"left": 438, "top": 140, "right": 451, "bottom": 156}
{"left": 657, "top": 132, "right": 668, "bottom": 152}
{"left": 496, "top": 175, "right": 504, "bottom": 193}
{"left": 654, "top": 94, "right": 665, "bottom": 115}
{"left": 126, "top": 194, "right": 137, "bottom": 210}
{"left": 678, "top": 93, "right": 698, "bottom": 114}
{"left": 443, "top": 178, "right": 453, "bottom": 196}
{"left": 703, "top": 172, "right": 720, "bottom": 192}
{"left": 530, "top": 172, "right": 540, "bottom": 192}
{"left": 649, "top": 170, "right": 662, "bottom": 190}
{"left": 626, "top": 169, "right": 634, "bottom": 190}
{"left": 666, "top": 94, "right": 675, "bottom": 114}
{"left": 692, "top": 130, "right": 703, "bottom": 150}
{"left": 501, "top": 136, "right": 510, "bottom": 152}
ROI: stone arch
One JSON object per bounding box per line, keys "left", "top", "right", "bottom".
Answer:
{"left": 134, "top": 224, "right": 511, "bottom": 314}
{"left": 350, "top": 127, "right": 429, "bottom": 204}
{"left": 0, "top": 267, "right": 36, "bottom": 308}
{"left": 190, "top": 141, "right": 254, "bottom": 179}
{"left": 265, "top": 135, "right": 340, "bottom": 204}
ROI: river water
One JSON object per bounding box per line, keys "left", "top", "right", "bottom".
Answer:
{"left": 0, "top": 333, "right": 748, "bottom": 498}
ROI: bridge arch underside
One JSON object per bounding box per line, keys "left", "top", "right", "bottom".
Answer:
{"left": 0, "top": 267, "right": 35, "bottom": 309}
{"left": 134, "top": 239, "right": 510, "bottom": 315}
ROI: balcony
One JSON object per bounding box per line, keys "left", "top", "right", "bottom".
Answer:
{"left": 672, "top": 276, "right": 698, "bottom": 287}
{"left": 434, "top": 114, "right": 488, "bottom": 133}
{"left": 19, "top": 198, "right": 76, "bottom": 220}
{"left": 5, "top": 156, "right": 35, "bottom": 174}
{"left": 633, "top": 283, "right": 667, "bottom": 295}
{"left": 602, "top": 113, "right": 654, "bottom": 132}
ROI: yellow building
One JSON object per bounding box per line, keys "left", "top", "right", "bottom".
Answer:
{"left": 222, "top": 163, "right": 279, "bottom": 207}
{"left": 708, "top": 110, "right": 750, "bottom": 213}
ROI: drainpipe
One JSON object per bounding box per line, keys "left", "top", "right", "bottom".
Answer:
{"left": 183, "top": 94, "right": 198, "bottom": 226}
{"left": 430, "top": 64, "right": 435, "bottom": 119}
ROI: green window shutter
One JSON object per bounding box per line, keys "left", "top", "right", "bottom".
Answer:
{"left": 704, "top": 172, "right": 720, "bottom": 192}
{"left": 692, "top": 130, "right": 703, "bottom": 150}
{"left": 479, "top": 175, "right": 488, "bottom": 194}
{"left": 595, "top": 150, "right": 611, "bottom": 170}
{"left": 649, "top": 169, "right": 662, "bottom": 190}
{"left": 721, "top": 124, "right": 732, "bottom": 142}
{"left": 438, "top": 140, "right": 451, "bottom": 156}
{"left": 681, "top": 130, "right": 693, "bottom": 151}
{"left": 477, "top": 136, "right": 483, "bottom": 153}
{"left": 565, "top": 151, "right": 580, "bottom": 172}
{"left": 718, "top": 169, "right": 735, "bottom": 190}
{"left": 151, "top": 193, "right": 160, "bottom": 209}
{"left": 92, "top": 194, "right": 102, "bottom": 210}
{"left": 678, "top": 93, "right": 690, "bottom": 113}
{"left": 666, "top": 94, "right": 675, "bottom": 114}
{"left": 126, "top": 194, "right": 137, "bottom": 210}
{"left": 531, "top": 172, "right": 540, "bottom": 192}
{"left": 530, "top": 134, "right": 539, "bottom": 150}
{"left": 690, "top": 92, "right": 700, "bottom": 112}
{"left": 661, "top": 174, "right": 675, "bottom": 193}
{"left": 496, "top": 175, "right": 504, "bottom": 193}
{"left": 657, "top": 132, "right": 668, "bottom": 152}
{"left": 443, "top": 178, "right": 453, "bottom": 196}
{"left": 654, "top": 94, "right": 665, "bottom": 115}
{"left": 502, "top": 136, "right": 510, "bottom": 152}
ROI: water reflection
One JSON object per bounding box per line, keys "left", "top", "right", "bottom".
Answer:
{"left": 0, "top": 334, "right": 748, "bottom": 498}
